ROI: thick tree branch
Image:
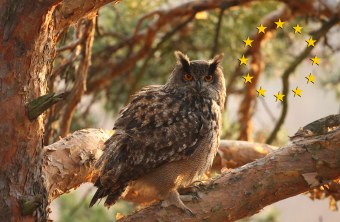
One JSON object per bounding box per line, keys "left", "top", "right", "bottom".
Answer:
{"left": 54, "top": 0, "right": 121, "bottom": 32}
{"left": 43, "top": 129, "right": 110, "bottom": 201}
{"left": 217, "top": 140, "right": 277, "bottom": 168}
{"left": 42, "top": 115, "right": 340, "bottom": 221}
{"left": 43, "top": 130, "right": 270, "bottom": 201}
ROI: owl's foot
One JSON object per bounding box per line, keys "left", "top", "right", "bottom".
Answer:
{"left": 180, "top": 192, "right": 201, "bottom": 203}
{"left": 178, "top": 186, "right": 201, "bottom": 203}
{"left": 161, "top": 190, "right": 195, "bottom": 217}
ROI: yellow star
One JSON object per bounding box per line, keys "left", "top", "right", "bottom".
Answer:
{"left": 292, "top": 87, "right": 303, "bottom": 97}
{"left": 305, "top": 73, "right": 315, "bottom": 84}
{"left": 242, "top": 73, "right": 253, "bottom": 83}
{"left": 293, "top": 24, "right": 303, "bottom": 34}
{"left": 274, "top": 91, "right": 285, "bottom": 102}
{"left": 257, "top": 24, "right": 267, "bottom": 34}
{"left": 310, "top": 56, "right": 320, "bottom": 65}
{"left": 275, "top": 19, "right": 285, "bottom": 29}
{"left": 256, "top": 86, "right": 266, "bottom": 97}
{"left": 239, "top": 55, "right": 248, "bottom": 65}
{"left": 243, "top": 37, "right": 254, "bottom": 47}
{"left": 306, "top": 36, "right": 316, "bottom": 47}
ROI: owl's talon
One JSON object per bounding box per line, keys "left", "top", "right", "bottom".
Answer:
{"left": 162, "top": 190, "right": 196, "bottom": 216}
{"left": 191, "top": 192, "right": 201, "bottom": 202}
{"left": 184, "top": 207, "right": 196, "bottom": 217}
{"left": 161, "top": 199, "right": 195, "bottom": 216}
{"left": 180, "top": 192, "right": 201, "bottom": 203}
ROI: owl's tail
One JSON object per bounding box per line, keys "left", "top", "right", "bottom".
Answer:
{"left": 89, "top": 179, "right": 127, "bottom": 208}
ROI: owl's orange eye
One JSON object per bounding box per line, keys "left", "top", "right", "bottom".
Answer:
{"left": 183, "top": 74, "right": 193, "bottom": 81}
{"left": 204, "top": 75, "right": 213, "bottom": 82}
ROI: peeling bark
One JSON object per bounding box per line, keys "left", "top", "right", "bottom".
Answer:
{"left": 42, "top": 129, "right": 110, "bottom": 201}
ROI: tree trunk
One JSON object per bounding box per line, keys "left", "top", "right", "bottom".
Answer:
{"left": 0, "top": 1, "right": 59, "bottom": 221}
{"left": 0, "top": 0, "right": 118, "bottom": 220}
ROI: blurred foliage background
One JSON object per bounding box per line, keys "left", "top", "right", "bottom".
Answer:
{"left": 50, "top": 0, "right": 340, "bottom": 221}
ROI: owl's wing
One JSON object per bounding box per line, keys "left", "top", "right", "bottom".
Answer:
{"left": 91, "top": 86, "right": 208, "bottom": 206}
{"left": 112, "top": 85, "right": 206, "bottom": 174}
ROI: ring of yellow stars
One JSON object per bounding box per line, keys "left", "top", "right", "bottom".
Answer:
{"left": 242, "top": 73, "right": 253, "bottom": 84}
{"left": 293, "top": 24, "right": 303, "bottom": 34}
{"left": 310, "top": 55, "right": 320, "bottom": 65}
{"left": 305, "top": 73, "right": 315, "bottom": 84}
{"left": 243, "top": 37, "right": 254, "bottom": 47}
{"left": 239, "top": 55, "right": 248, "bottom": 65}
{"left": 256, "top": 86, "right": 266, "bottom": 97}
{"left": 275, "top": 19, "right": 285, "bottom": 29}
{"left": 306, "top": 36, "right": 316, "bottom": 47}
{"left": 274, "top": 91, "right": 285, "bottom": 102}
{"left": 292, "top": 87, "right": 303, "bottom": 97}
{"left": 257, "top": 24, "right": 267, "bottom": 34}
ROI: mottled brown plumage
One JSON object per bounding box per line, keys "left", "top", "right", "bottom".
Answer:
{"left": 90, "top": 51, "right": 226, "bottom": 214}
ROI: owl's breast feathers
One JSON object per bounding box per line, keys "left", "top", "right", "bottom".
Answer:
{"left": 90, "top": 85, "right": 221, "bottom": 207}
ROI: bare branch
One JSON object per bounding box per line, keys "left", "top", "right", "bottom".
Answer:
{"left": 259, "top": 97, "right": 277, "bottom": 123}
{"left": 237, "top": 6, "right": 293, "bottom": 141}
{"left": 86, "top": 0, "right": 254, "bottom": 94}
{"left": 211, "top": 8, "right": 225, "bottom": 58}
{"left": 56, "top": 35, "right": 85, "bottom": 53}
{"left": 126, "top": 14, "right": 196, "bottom": 97}
{"left": 59, "top": 17, "right": 96, "bottom": 137}
{"left": 266, "top": 16, "right": 340, "bottom": 144}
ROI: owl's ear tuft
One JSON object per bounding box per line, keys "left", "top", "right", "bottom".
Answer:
{"left": 212, "top": 53, "right": 224, "bottom": 64}
{"left": 209, "top": 53, "right": 224, "bottom": 74}
{"left": 175, "top": 51, "right": 190, "bottom": 73}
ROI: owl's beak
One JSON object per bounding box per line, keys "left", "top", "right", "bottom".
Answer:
{"left": 195, "top": 80, "right": 202, "bottom": 91}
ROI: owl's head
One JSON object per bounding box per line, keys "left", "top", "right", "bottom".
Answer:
{"left": 165, "top": 51, "right": 226, "bottom": 108}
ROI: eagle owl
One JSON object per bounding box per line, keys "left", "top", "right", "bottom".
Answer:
{"left": 90, "top": 51, "right": 226, "bottom": 214}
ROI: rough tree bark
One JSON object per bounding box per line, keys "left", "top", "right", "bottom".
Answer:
{"left": 0, "top": 0, "right": 117, "bottom": 221}
{"left": 0, "top": 1, "right": 61, "bottom": 221}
